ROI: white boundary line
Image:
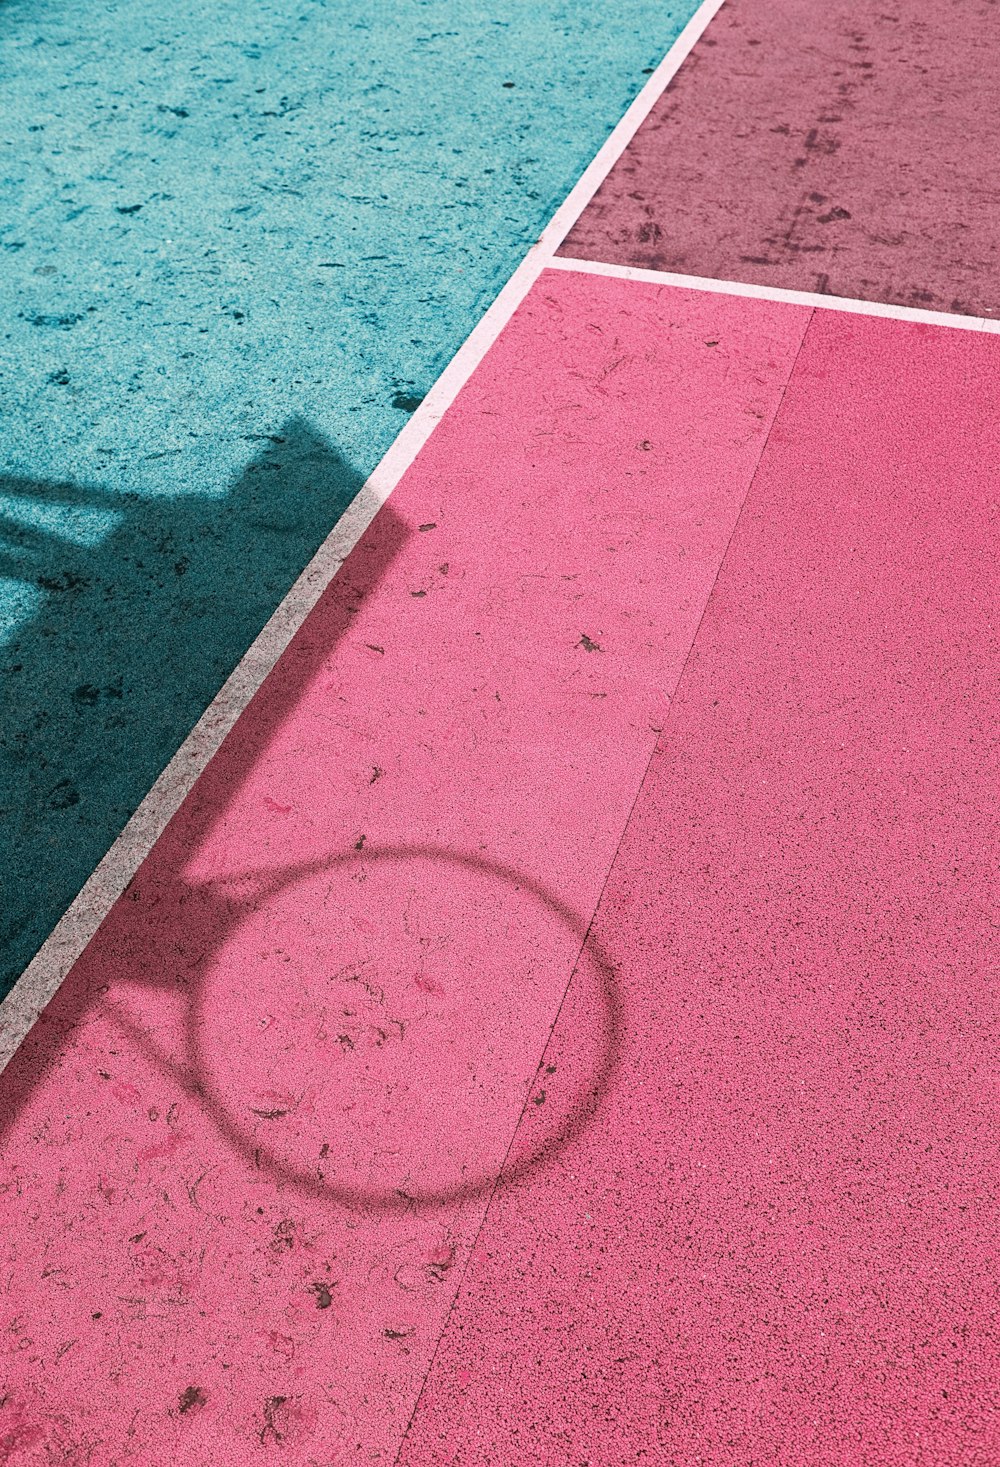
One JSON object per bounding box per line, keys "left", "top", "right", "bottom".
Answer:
{"left": 0, "top": 0, "right": 727, "bottom": 1071}
{"left": 551, "top": 255, "right": 1000, "bottom": 334}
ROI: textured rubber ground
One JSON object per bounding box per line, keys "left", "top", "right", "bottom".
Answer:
{"left": 397, "top": 309, "right": 1000, "bottom": 1467}
{"left": 561, "top": 0, "right": 1000, "bottom": 319}
{"left": 0, "top": 271, "right": 810, "bottom": 1464}
{"left": 0, "top": 0, "right": 701, "bottom": 998}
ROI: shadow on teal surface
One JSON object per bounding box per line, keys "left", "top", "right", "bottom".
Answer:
{"left": 0, "top": 420, "right": 362, "bottom": 995}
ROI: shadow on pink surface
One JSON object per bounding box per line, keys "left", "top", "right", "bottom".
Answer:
{"left": 0, "top": 500, "right": 621, "bottom": 1213}
{"left": 63, "top": 845, "right": 620, "bottom": 1211}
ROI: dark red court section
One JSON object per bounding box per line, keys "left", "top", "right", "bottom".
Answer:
{"left": 398, "top": 311, "right": 1000, "bottom": 1465}
{"left": 561, "top": 0, "right": 1000, "bottom": 318}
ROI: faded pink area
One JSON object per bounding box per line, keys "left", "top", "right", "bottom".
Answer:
{"left": 0, "top": 273, "right": 809, "bottom": 1464}
{"left": 397, "top": 312, "right": 1000, "bottom": 1465}
{"left": 561, "top": 0, "right": 1000, "bottom": 318}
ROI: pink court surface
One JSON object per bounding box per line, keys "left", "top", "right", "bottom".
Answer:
{"left": 2, "top": 2, "right": 998, "bottom": 1464}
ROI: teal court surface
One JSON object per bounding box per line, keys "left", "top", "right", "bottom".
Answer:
{"left": 1, "top": 2, "right": 998, "bottom": 1463}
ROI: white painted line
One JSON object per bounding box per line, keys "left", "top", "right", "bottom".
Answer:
{"left": 0, "top": 0, "right": 728, "bottom": 1071}
{"left": 550, "top": 255, "right": 1000, "bottom": 335}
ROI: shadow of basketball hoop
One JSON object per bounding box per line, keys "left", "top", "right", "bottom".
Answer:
{"left": 1, "top": 459, "right": 622, "bottom": 1214}
{"left": 103, "top": 842, "right": 621, "bottom": 1212}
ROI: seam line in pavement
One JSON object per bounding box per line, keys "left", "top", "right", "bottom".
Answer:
{"left": 392, "top": 302, "right": 817, "bottom": 1464}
